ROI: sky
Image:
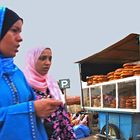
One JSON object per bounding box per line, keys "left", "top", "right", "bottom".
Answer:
{"left": 1, "top": 0, "right": 140, "bottom": 96}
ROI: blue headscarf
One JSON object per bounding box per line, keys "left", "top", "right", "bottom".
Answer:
{"left": 0, "top": 6, "right": 19, "bottom": 77}
{"left": 0, "top": 7, "right": 5, "bottom": 36}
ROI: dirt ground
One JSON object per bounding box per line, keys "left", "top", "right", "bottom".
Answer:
{"left": 80, "top": 135, "right": 100, "bottom": 140}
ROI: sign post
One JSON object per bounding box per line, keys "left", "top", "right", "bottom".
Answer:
{"left": 59, "top": 79, "right": 70, "bottom": 111}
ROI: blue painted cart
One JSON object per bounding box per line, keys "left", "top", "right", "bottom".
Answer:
{"left": 76, "top": 33, "right": 140, "bottom": 140}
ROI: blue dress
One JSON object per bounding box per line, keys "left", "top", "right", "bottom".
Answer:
{"left": 0, "top": 69, "right": 48, "bottom": 140}
{"left": 0, "top": 6, "right": 48, "bottom": 139}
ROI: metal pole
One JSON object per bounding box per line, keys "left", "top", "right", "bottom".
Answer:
{"left": 106, "top": 112, "right": 109, "bottom": 138}
{"left": 63, "top": 88, "right": 67, "bottom": 111}
{"left": 138, "top": 35, "right": 140, "bottom": 59}
{"left": 78, "top": 63, "right": 85, "bottom": 110}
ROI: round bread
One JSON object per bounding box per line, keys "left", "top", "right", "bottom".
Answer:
{"left": 133, "top": 64, "right": 140, "bottom": 69}
{"left": 133, "top": 68, "right": 140, "bottom": 71}
{"left": 123, "top": 63, "right": 136, "bottom": 68}
{"left": 115, "top": 68, "right": 124, "bottom": 72}
{"left": 107, "top": 71, "right": 114, "bottom": 76}
{"left": 121, "top": 73, "right": 134, "bottom": 78}
{"left": 114, "top": 76, "right": 120, "bottom": 79}
{"left": 133, "top": 68, "right": 140, "bottom": 76}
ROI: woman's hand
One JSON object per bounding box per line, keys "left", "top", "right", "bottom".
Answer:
{"left": 34, "top": 98, "right": 63, "bottom": 118}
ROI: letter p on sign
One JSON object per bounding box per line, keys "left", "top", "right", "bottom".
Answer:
{"left": 59, "top": 79, "right": 70, "bottom": 89}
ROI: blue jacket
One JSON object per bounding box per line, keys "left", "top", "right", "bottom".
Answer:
{"left": 0, "top": 69, "right": 48, "bottom": 140}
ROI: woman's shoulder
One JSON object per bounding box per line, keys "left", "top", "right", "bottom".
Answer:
{"left": 15, "top": 68, "right": 24, "bottom": 75}
{"left": 14, "top": 68, "right": 27, "bottom": 80}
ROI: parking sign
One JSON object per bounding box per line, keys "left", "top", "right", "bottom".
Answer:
{"left": 59, "top": 79, "right": 70, "bottom": 89}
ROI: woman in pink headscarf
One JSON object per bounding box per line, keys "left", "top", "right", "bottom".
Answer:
{"left": 24, "top": 47, "right": 76, "bottom": 140}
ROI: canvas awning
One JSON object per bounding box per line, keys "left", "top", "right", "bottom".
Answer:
{"left": 76, "top": 33, "right": 140, "bottom": 81}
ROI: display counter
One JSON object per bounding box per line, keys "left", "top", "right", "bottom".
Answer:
{"left": 83, "top": 76, "right": 140, "bottom": 113}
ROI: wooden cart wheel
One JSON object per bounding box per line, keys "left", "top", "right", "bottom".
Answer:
{"left": 101, "top": 123, "right": 120, "bottom": 140}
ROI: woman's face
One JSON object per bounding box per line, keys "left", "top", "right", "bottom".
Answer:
{"left": 35, "top": 48, "right": 52, "bottom": 75}
{"left": 0, "top": 20, "right": 23, "bottom": 57}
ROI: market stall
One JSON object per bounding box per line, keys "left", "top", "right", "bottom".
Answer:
{"left": 76, "top": 33, "right": 140, "bottom": 139}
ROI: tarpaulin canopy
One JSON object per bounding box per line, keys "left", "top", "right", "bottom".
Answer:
{"left": 76, "top": 33, "right": 140, "bottom": 81}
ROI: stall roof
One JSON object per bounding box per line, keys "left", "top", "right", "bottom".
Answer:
{"left": 76, "top": 33, "right": 140, "bottom": 81}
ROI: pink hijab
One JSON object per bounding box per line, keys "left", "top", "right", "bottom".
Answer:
{"left": 24, "top": 47, "right": 63, "bottom": 100}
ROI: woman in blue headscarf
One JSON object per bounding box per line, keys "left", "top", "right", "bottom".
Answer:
{"left": 0, "top": 6, "right": 62, "bottom": 140}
